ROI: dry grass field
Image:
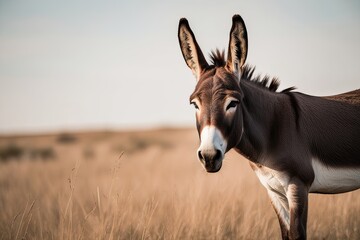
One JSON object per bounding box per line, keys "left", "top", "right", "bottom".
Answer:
{"left": 0, "top": 128, "right": 359, "bottom": 239}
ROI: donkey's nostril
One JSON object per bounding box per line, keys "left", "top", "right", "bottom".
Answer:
{"left": 215, "top": 150, "right": 222, "bottom": 160}
{"left": 198, "top": 150, "right": 204, "bottom": 160}
{"left": 198, "top": 149, "right": 222, "bottom": 162}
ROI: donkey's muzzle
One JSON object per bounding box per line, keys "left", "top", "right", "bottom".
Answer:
{"left": 197, "top": 149, "right": 223, "bottom": 172}
{"left": 197, "top": 126, "right": 227, "bottom": 172}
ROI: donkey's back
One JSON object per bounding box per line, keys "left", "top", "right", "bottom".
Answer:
{"left": 325, "top": 89, "right": 360, "bottom": 105}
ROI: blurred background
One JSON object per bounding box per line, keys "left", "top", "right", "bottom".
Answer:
{"left": 0, "top": 1, "right": 359, "bottom": 239}
{"left": 1, "top": 0, "right": 359, "bottom": 134}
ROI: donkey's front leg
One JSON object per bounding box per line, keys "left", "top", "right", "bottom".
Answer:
{"left": 267, "top": 190, "right": 290, "bottom": 240}
{"left": 286, "top": 177, "right": 309, "bottom": 240}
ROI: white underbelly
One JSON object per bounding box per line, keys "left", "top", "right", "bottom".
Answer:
{"left": 309, "top": 158, "right": 360, "bottom": 194}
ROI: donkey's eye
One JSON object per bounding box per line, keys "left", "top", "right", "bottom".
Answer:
{"left": 191, "top": 102, "right": 199, "bottom": 110}
{"left": 226, "top": 100, "right": 239, "bottom": 111}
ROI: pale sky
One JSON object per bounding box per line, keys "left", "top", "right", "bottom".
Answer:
{"left": 0, "top": 0, "right": 359, "bottom": 134}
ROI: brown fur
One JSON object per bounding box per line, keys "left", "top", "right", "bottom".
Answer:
{"left": 179, "top": 14, "right": 360, "bottom": 240}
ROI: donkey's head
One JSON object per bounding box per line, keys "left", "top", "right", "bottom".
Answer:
{"left": 178, "top": 15, "right": 248, "bottom": 172}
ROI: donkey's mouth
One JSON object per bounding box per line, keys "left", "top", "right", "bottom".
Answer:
{"left": 203, "top": 159, "right": 222, "bottom": 173}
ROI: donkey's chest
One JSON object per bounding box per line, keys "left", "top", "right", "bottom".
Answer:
{"left": 252, "top": 164, "right": 290, "bottom": 194}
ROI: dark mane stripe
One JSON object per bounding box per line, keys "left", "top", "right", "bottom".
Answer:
{"left": 209, "top": 49, "right": 295, "bottom": 93}
{"left": 209, "top": 49, "right": 226, "bottom": 67}
{"left": 242, "top": 65, "right": 281, "bottom": 92}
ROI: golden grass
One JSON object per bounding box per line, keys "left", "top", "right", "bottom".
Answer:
{"left": 0, "top": 128, "right": 359, "bottom": 239}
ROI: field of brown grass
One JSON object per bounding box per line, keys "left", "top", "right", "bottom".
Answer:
{"left": 0, "top": 128, "right": 359, "bottom": 239}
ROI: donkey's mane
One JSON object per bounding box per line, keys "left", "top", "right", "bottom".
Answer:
{"left": 209, "top": 49, "right": 295, "bottom": 93}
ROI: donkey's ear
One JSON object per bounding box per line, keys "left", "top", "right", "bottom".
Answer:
{"left": 178, "top": 18, "right": 209, "bottom": 81}
{"left": 226, "top": 15, "right": 248, "bottom": 81}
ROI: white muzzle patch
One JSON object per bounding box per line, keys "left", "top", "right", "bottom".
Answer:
{"left": 198, "top": 126, "right": 227, "bottom": 159}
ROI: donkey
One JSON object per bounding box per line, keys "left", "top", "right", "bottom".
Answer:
{"left": 178, "top": 14, "right": 360, "bottom": 239}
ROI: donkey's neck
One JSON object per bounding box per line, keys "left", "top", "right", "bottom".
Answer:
{"left": 235, "top": 80, "right": 287, "bottom": 163}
